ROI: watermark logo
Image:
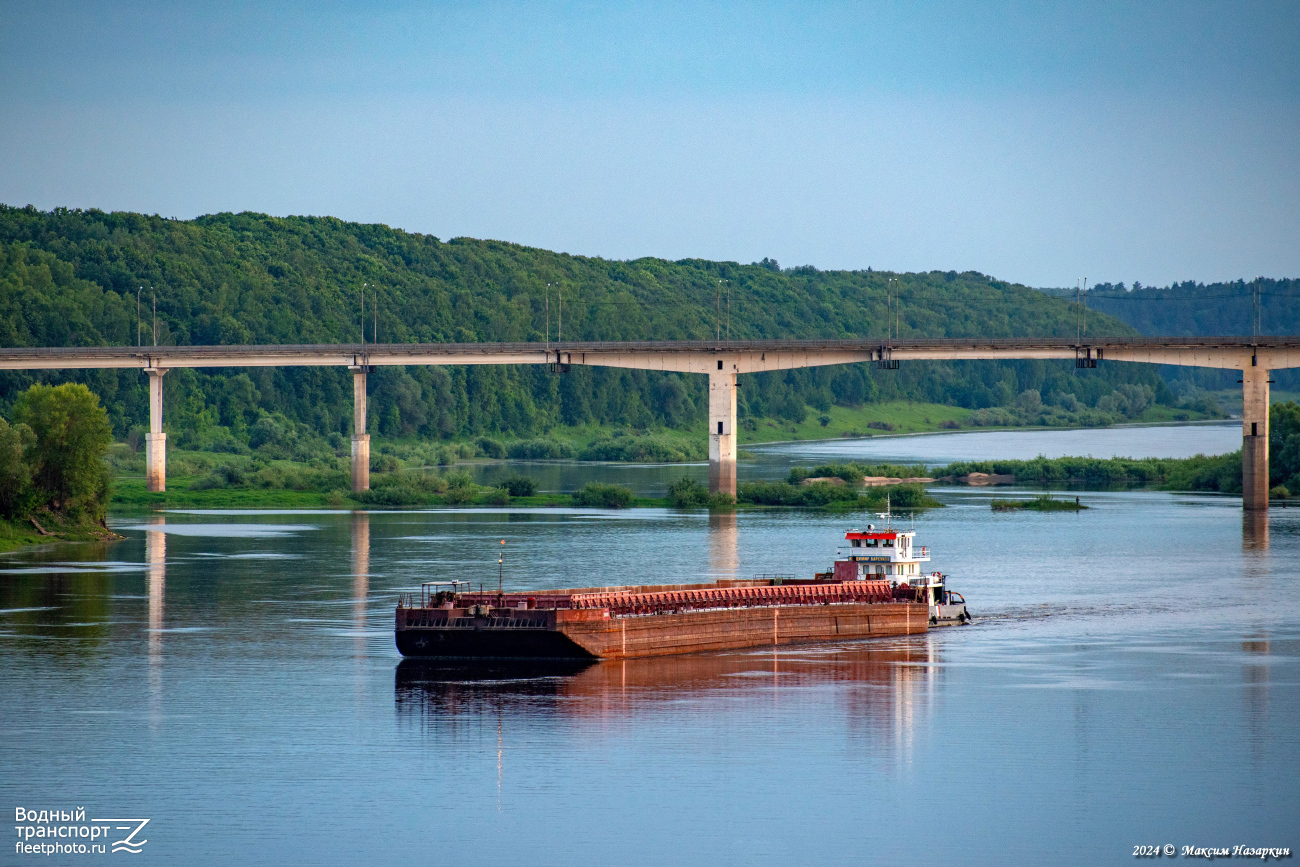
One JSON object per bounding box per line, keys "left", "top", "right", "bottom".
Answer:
{"left": 92, "top": 818, "right": 149, "bottom": 854}
{"left": 14, "top": 808, "right": 150, "bottom": 856}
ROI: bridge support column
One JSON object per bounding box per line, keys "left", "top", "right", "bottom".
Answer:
{"left": 145, "top": 369, "right": 167, "bottom": 492}
{"left": 1242, "top": 364, "right": 1270, "bottom": 511}
{"left": 708, "top": 369, "right": 737, "bottom": 497}
{"left": 351, "top": 366, "right": 370, "bottom": 492}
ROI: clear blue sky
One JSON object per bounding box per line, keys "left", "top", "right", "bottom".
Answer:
{"left": 1, "top": 1, "right": 1296, "bottom": 287}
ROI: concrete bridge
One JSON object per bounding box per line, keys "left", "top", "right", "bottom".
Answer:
{"left": 2, "top": 336, "right": 1297, "bottom": 509}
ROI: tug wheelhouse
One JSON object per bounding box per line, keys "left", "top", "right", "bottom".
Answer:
{"left": 834, "top": 523, "right": 969, "bottom": 626}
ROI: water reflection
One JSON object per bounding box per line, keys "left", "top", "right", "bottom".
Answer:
{"left": 707, "top": 511, "right": 738, "bottom": 580}
{"left": 394, "top": 639, "right": 940, "bottom": 757}
{"left": 1242, "top": 633, "right": 1270, "bottom": 760}
{"left": 1242, "top": 511, "right": 1269, "bottom": 551}
{"left": 145, "top": 515, "right": 166, "bottom": 727}
{"left": 352, "top": 511, "right": 370, "bottom": 659}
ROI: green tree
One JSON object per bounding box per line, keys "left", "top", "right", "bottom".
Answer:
{"left": 0, "top": 418, "right": 34, "bottom": 518}
{"left": 12, "top": 383, "right": 112, "bottom": 517}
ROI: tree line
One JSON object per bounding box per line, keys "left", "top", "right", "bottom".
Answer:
{"left": 1, "top": 205, "right": 1181, "bottom": 449}
{"left": 1039, "top": 278, "right": 1300, "bottom": 393}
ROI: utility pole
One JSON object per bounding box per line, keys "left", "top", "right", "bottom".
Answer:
{"left": 137, "top": 287, "right": 142, "bottom": 347}
{"left": 1076, "top": 279, "right": 1081, "bottom": 342}
{"left": 360, "top": 283, "right": 367, "bottom": 346}
{"left": 152, "top": 290, "right": 157, "bottom": 347}
{"left": 1253, "top": 277, "right": 1261, "bottom": 339}
{"left": 886, "top": 278, "right": 894, "bottom": 341}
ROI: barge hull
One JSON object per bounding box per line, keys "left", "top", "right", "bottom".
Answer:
{"left": 396, "top": 602, "right": 927, "bottom": 660}
{"left": 395, "top": 625, "right": 596, "bottom": 659}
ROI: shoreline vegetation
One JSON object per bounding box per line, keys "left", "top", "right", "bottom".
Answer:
{"left": 0, "top": 383, "right": 123, "bottom": 553}
{"left": 0, "top": 513, "right": 121, "bottom": 554}
{"left": 991, "top": 495, "right": 1088, "bottom": 512}
{"left": 788, "top": 402, "right": 1300, "bottom": 497}
{"left": 89, "top": 400, "right": 1296, "bottom": 518}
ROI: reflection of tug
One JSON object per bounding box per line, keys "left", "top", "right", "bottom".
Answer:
{"left": 834, "top": 521, "right": 970, "bottom": 627}
{"left": 396, "top": 517, "right": 967, "bottom": 660}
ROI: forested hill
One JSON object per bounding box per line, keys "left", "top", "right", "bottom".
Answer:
{"left": 1084, "top": 279, "right": 1299, "bottom": 337}
{"left": 1037, "top": 279, "right": 1300, "bottom": 391}
{"left": 1, "top": 205, "right": 1170, "bottom": 444}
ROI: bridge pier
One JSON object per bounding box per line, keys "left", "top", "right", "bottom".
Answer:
{"left": 145, "top": 368, "right": 167, "bottom": 492}
{"left": 1242, "top": 364, "right": 1270, "bottom": 511}
{"left": 708, "top": 368, "right": 737, "bottom": 497}
{"left": 351, "top": 366, "right": 370, "bottom": 492}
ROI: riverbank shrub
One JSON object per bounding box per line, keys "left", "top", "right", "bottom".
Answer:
{"left": 506, "top": 439, "right": 575, "bottom": 460}
{"left": 788, "top": 462, "right": 929, "bottom": 485}
{"left": 497, "top": 474, "right": 537, "bottom": 497}
{"left": 1160, "top": 452, "right": 1242, "bottom": 493}
{"left": 573, "top": 482, "right": 633, "bottom": 508}
{"left": 991, "top": 495, "right": 1087, "bottom": 512}
{"left": 579, "top": 433, "right": 703, "bottom": 463}
{"left": 738, "top": 481, "right": 860, "bottom": 507}
{"left": 668, "top": 476, "right": 709, "bottom": 507}
{"left": 737, "top": 480, "right": 934, "bottom": 510}
{"left": 474, "top": 437, "right": 506, "bottom": 459}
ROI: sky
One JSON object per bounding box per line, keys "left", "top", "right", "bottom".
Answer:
{"left": 1, "top": 1, "right": 1297, "bottom": 288}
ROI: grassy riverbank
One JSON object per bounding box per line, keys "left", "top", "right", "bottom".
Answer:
{"left": 0, "top": 514, "right": 122, "bottom": 554}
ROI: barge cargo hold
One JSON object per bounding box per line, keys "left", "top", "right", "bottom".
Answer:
{"left": 396, "top": 526, "right": 968, "bottom": 661}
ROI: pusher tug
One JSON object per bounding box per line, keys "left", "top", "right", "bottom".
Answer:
{"left": 396, "top": 513, "right": 969, "bottom": 661}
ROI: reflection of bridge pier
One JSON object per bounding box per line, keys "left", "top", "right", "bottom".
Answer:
{"left": 707, "top": 511, "right": 738, "bottom": 581}
{"left": 352, "top": 511, "right": 370, "bottom": 657}
{"left": 1242, "top": 634, "right": 1270, "bottom": 759}
{"left": 146, "top": 516, "right": 166, "bottom": 723}
{"left": 146, "top": 516, "right": 165, "bottom": 662}
{"left": 1242, "top": 510, "right": 1269, "bottom": 551}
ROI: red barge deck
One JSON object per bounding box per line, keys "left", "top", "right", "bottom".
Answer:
{"left": 395, "top": 524, "right": 964, "bottom": 660}
{"left": 396, "top": 578, "right": 929, "bottom": 660}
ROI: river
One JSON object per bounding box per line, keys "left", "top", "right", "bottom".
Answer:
{"left": 2, "top": 422, "right": 1295, "bottom": 865}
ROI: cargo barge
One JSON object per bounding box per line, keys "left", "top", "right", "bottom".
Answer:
{"left": 395, "top": 525, "right": 968, "bottom": 660}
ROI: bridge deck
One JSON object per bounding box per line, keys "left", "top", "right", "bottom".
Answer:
{"left": 1, "top": 336, "right": 1296, "bottom": 370}
{"left": 2, "top": 336, "right": 1293, "bottom": 508}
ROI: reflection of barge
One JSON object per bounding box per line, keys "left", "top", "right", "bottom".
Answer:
{"left": 396, "top": 526, "right": 968, "bottom": 660}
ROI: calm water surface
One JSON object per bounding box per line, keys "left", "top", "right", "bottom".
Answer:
{"left": 464, "top": 422, "right": 1242, "bottom": 496}
{"left": 2, "top": 424, "right": 1296, "bottom": 865}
